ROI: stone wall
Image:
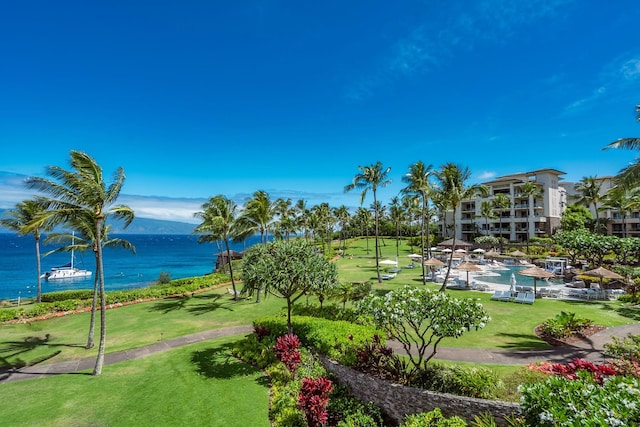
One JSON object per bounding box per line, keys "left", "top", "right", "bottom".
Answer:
{"left": 320, "top": 356, "right": 521, "bottom": 426}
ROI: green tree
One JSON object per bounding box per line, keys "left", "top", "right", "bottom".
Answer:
{"left": 603, "top": 104, "right": 640, "bottom": 189}
{"left": 519, "top": 180, "right": 542, "bottom": 253}
{"left": 273, "top": 197, "right": 296, "bottom": 241}
{"left": 239, "top": 190, "right": 273, "bottom": 244}
{"left": 559, "top": 204, "right": 593, "bottom": 232}
{"left": 603, "top": 187, "right": 639, "bottom": 238}
{"left": 194, "top": 195, "right": 244, "bottom": 300}
{"left": 345, "top": 162, "right": 392, "bottom": 283}
{"left": 0, "top": 198, "right": 52, "bottom": 302}
{"left": 387, "top": 196, "right": 405, "bottom": 261}
{"left": 477, "top": 200, "right": 496, "bottom": 237}
{"left": 575, "top": 176, "right": 604, "bottom": 232}
{"left": 358, "top": 286, "right": 489, "bottom": 375}
{"left": 402, "top": 161, "right": 434, "bottom": 284}
{"left": 492, "top": 193, "right": 511, "bottom": 250}
{"left": 333, "top": 205, "right": 350, "bottom": 251}
{"left": 434, "top": 163, "right": 488, "bottom": 290}
{"left": 242, "top": 240, "right": 338, "bottom": 332}
{"left": 26, "top": 150, "right": 134, "bottom": 375}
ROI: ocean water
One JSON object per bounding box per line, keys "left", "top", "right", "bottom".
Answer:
{"left": 0, "top": 233, "right": 262, "bottom": 301}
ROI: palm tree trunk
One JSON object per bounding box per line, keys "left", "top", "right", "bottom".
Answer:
{"left": 440, "top": 209, "right": 456, "bottom": 292}
{"left": 373, "top": 191, "right": 382, "bottom": 283}
{"left": 420, "top": 194, "right": 427, "bottom": 285}
{"left": 34, "top": 234, "right": 42, "bottom": 303}
{"left": 225, "top": 237, "right": 238, "bottom": 301}
{"left": 93, "top": 219, "right": 106, "bottom": 376}
{"left": 86, "top": 270, "right": 98, "bottom": 349}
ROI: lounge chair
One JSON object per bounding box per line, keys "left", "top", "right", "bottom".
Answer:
{"left": 381, "top": 273, "right": 397, "bottom": 280}
{"left": 515, "top": 292, "right": 534, "bottom": 304}
{"left": 490, "top": 290, "right": 511, "bottom": 301}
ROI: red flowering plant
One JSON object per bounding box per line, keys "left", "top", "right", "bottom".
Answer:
{"left": 528, "top": 358, "right": 618, "bottom": 385}
{"left": 273, "top": 333, "right": 302, "bottom": 374}
{"left": 298, "top": 377, "right": 333, "bottom": 427}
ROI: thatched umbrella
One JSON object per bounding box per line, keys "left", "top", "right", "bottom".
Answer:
{"left": 457, "top": 261, "right": 482, "bottom": 288}
{"left": 518, "top": 265, "right": 555, "bottom": 296}
{"left": 485, "top": 250, "right": 500, "bottom": 257}
{"left": 438, "top": 238, "right": 473, "bottom": 248}
{"left": 582, "top": 266, "right": 623, "bottom": 290}
{"left": 423, "top": 257, "right": 445, "bottom": 281}
{"left": 510, "top": 250, "right": 528, "bottom": 257}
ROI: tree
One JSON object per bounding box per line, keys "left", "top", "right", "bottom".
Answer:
{"left": 239, "top": 190, "right": 273, "bottom": 244}
{"left": 241, "top": 239, "right": 338, "bottom": 332}
{"left": 45, "top": 217, "right": 134, "bottom": 349}
{"left": 194, "top": 195, "right": 244, "bottom": 300}
{"left": 344, "top": 162, "right": 392, "bottom": 283}
{"left": 358, "top": 286, "right": 489, "bottom": 376}
{"left": 387, "top": 196, "right": 405, "bottom": 261}
{"left": 603, "top": 187, "right": 639, "bottom": 238}
{"left": 519, "top": 180, "right": 542, "bottom": 253}
{"left": 575, "top": 176, "right": 604, "bottom": 233}
{"left": 332, "top": 205, "right": 350, "bottom": 251}
{"left": 0, "top": 198, "right": 52, "bottom": 302}
{"left": 273, "top": 197, "right": 296, "bottom": 241}
{"left": 559, "top": 204, "right": 593, "bottom": 232}
{"left": 26, "top": 150, "right": 134, "bottom": 375}
{"left": 603, "top": 104, "right": 640, "bottom": 189}
{"left": 492, "top": 193, "right": 511, "bottom": 249}
{"left": 402, "top": 161, "right": 433, "bottom": 284}
{"left": 478, "top": 200, "right": 496, "bottom": 236}
{"left": 434, "top": 163, "right": 488, "bottom": 291}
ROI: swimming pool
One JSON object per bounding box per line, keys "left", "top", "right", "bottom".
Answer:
{"left": 474, "top": 265, "right": 563, "bottom": 287}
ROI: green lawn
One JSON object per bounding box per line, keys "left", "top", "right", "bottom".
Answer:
{"left": 0, "top": 336, "right": 270, "bottom": 427}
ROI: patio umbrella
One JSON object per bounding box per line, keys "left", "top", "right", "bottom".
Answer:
{"left": 438, "top": 238, "right": 473, "bottom": 248}
{"left": 472, "top": 248, "right": 486, "bottom": 253}
{"left": 423, "top": 257, "right": 445, "bottom": 267}
{"left": 441, "top": 248, "right": 453, "bottom": 253}
{"left": 456, "top": 261, "right": 482, "bottom": 288}
{"left": 485, "top": 250, "right": 500, "bottom": 257}
{"left": 518, "top": 265, "right": 555, "bottom": 296}
{"left": 454, "top": 249, "right": 467, "bottom": 253}
{"left": 582, "top": 266, "right": 623, "bottom": 290}
{"left": 408, "top": 254, "right": 423, "bottom": 259}
{"left": 379, "top": 259, "right": 398, "bottom": 265}
{"left": 510, "top": 250, "right": 528, "bottom": 257}
{"left": 509, "top": 273, "right": 517, "bottom": 295}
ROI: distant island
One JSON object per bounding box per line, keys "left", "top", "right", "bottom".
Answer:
{"left": 0, "top": 209, "right": 196, "bottom": 235}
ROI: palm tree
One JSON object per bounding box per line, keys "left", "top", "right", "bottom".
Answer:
{"left": 194, "top": 195, "right": 243, "bottom": 300}
{"left": 478, "top": 200, "right": 496, "bottom": 236}
{"left": 492, "top": 193, "right": 511, "bottom": 251}
{"left": 401, "top": 194, "right": 421, "bottom": 252}
{"left": 519, "top": 181, "right": 542, "bottom": 253}
{"left": 0, "top": 198, "right": 52, "bottom": 302}
{"left": 345, "top": 162, "right": 392, "bottom": 283}
{"left": 45, "top": 217, "right": 135, "bottom": 349}
{"left": 313, "top": 202, "right": 334, "bottom": 254}
{"left": 273, "top": 197, "right": 295, "bottom": 241}
{"left": 333, "top": 205, "right": 351, "bottom": 251}
{"left": 402, "top": 161, "right": 433, "bottom": 284}
{"left": 387, "top": 196, "right": 405, "bottom": 261}
{"left": 603, "top": 187, "right": 639, "bottom": 238}
{"left": 294, "top": 199, "right": 310, "bottom": 241}
{"left": 355, "top": 207, "right": 373, "bottom": 254}
{"left": 434, "top": 163, "right": 488, "bottom": 291}
{"left": 575, "top": 176, "right": 604, "bottom": 233}
{"left": 239, "top": 190, "right": 273, "bottom": 244}
{"left": 603, "top": 104, "right": 640, "bottom": 189}
{"left": 26, "top": 150, "right": 134, "bottom": 375}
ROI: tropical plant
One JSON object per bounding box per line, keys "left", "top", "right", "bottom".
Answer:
{"left": 273, "top": 197, "right": 296, "bottom": 241}
{"left": 345, "top": 162, "right": 392, "bottom": 283}
{"left": 0, "top": 198, "right": 52, "bottom": 302}
{"left": 477, "top": 200, "right": 496, "bottom": 236}
{"left": 603, "top": 104, "right": 640, "bottom": 189}
{"left": 603, "top": 186, "right": 639, "bottom": 238}
{"left": 402, "top": 160, "right": 434, "bottom": 284}
{"left": 239, "top": 189, "right": 274, "bottom": 244}
{"left": 519, "top": 180, "right": 541, "bottom": 253}
{"left": 193, "top": 195, "right": 244, "bottom": 300}
{"left": 357, "top": 286, "right": 490, "bottom": 376}
{"left": 559, "top": 204, "right": 593, "bottom": 232}
{"left": 333, "top": 205, "right": 351, "bottom": 251}
{"left": 492, "top": 193, "right": 511, "bottom": 250}
{"left": 575, "top": 176, "right": 604, "bottom": 232}
{"left": 241, "top": 239, "right": 338, "bottom": 332}
{"left": 387, "top": 196, "right": 404, "bottom": 260}
{"left": 434, "top": 163, "right": 488, "bottom": 290}
{"left": 26, "top": 150, "right": 134, "bottom": 375}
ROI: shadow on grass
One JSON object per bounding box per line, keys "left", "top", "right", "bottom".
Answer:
{"left": 148, "top": 293, "right": 232, "bottom": 316}
{"left": 494, "top": 332, "right": 551, "bottom": 350}
{"left": 561, "top": 299, "right": 640, "bottom": 321}
{"left": 0, "top": 333, "right": 83, "bottom": 370}
{"left": 148, "top": 296, "right": 190, "bottom": 314}
{"left": 187, "top": 294, "right": 233, "bottom": 316}
{"left": 191, "top": 342, "right": 268, "bottom": 387}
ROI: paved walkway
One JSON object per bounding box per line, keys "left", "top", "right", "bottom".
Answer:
{"left": 1, "top": 323, "right": 637, "bottom": 384}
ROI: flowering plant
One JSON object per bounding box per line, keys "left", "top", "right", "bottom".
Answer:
{"left": 298, "top": 376, "right": 333, "bottom": 427}
{"left": 273, "top": 334, "right": 302, "bottom": 373}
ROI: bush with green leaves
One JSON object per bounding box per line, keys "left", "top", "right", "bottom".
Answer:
{"left": 413, "top": 363, "right": 502, "bottom": 399}
{"left": 400, "top": 408, "right": 467, "bottom": 427}
{"left": 252, "top": 315, "right": 383, "bottom": 366}
{"left": 520, "top": 371, "right": 640, "bottom": 426}
{"left": 605, "top": 333, "right": 640, "bottom": 362}
{"left": 539, "top": 311, "right": 592, "bottom": 339}
{"left": 357, "top": 286, "right": 490, "bottom": 374}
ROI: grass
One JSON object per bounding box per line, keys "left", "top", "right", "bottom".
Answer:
{"left": 0, "top": 287, "right": 287, "bottom": 369}
{"left": 0, "top": 335, "right": 270, "bottom": 427}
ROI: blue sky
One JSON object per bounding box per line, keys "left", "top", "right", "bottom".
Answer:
{"left": 1, "top": 1, "right": 639, "bottom": 223}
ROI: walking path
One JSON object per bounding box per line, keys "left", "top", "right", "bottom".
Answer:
{"left": 1, "top": 323, "right": 637, "bottom": 385}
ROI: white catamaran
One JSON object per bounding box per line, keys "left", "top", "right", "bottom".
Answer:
{"left": 41, "top": 235, "right": 92, "bottom": 280}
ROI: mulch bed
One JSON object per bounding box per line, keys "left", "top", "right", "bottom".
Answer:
{"left": 535, "top": 324, "right": 607, "bottom": 347}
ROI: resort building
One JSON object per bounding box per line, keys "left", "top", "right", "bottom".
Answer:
{"left": 442, "top": 168, "right": 567, "bottom": 242}
{"left": 562, "top": 176, "right": 640, "bottom": 238}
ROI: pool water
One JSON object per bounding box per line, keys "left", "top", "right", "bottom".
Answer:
{"left": 474, "top": 265, "right": 563, "bottom": 288}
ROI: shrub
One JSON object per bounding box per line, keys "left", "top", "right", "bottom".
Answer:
{"left": 298, "top": 377, "right": 333, "bottom": 427}
{"left": 327, "top": 387, "right": 384, "bottom": 427}
{"left": 539, "top": 311, "right": 592, "bottom": 339}
{"left": 274, "top": 334, "right": 302, "bottom": 374}
{"left": 413, "top": 363, "right": 502, "bottom": 399}
{"left": 157, "top": 271, "right": 172, "bottom": 284}
{"left": 528, "top": 358, "right": 616, "bottom": 385}
{"left": 520, "top": 371, "right": 640, "bottom": 426}
{"left": 40, "top": 290, "right": 94, "bottom": 302}
{"left": 604, "top": 333, "right": 640, "bottom": 362}
{"left": 400, "top": 408, "right": 467, "bottom": 427}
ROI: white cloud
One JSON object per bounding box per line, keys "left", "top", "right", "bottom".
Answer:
{"left": 477, "top": 171, "right": 496, "bottom": 180}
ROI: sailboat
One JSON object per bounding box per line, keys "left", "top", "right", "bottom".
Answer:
{"left": 41, "top": 233, "right": 92, "bottom": 281}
